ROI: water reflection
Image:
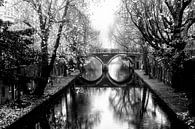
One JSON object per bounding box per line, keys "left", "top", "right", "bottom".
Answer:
{"left": 109, "top": 87, "right": 170, "bottom": 129}
{"left": 82, "top": 57, "right": 103, "bottom": 81}
{"left": 26, "top": 85, "right": 187, "bottom": 129}
{"left": 47, "top": 87, "right": 103, "bottom": 129}
{"left": 108, "top": 56, "right": 133, "bottom": 82}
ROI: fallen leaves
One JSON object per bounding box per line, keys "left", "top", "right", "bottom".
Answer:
{"left": 0, "top": 103, "right": 32, "bottom": 128}
{"left": 0, "top": 76, "right": 77, "bottom": 129}
{"left": 177, "top": 111, "right": 195, "bottom": 129}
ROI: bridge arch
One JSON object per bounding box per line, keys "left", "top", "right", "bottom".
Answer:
{"left": 107, "top": 54, "right": 134, "bottom": 83}
{"left": 81, "top": 56, "right": 103, "bottom": 82}
{"left": 79, "top": 52, "right": 139, "bottom": 84}
{"left": 75, "top": 72, "right": 134, "bottom": 87}
{"left": 107, "top": 54, "right": 134, "bottom": 66}
{"left": 88, "top": 55, "right": 104, "bottom": 65}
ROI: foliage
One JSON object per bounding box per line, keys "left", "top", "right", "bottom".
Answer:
{"left": 0, "top": 75, "right": 74, "bottom": 129}
{"left": 14, "top": 0, "right": 94, "bottom": 95}
{"left": 62, "top": 8, "right": 90, "bottom": 69}
{"left": 123, "top": 0, "right": 195, "bottom": 72}
{"left": 113, "top": 5, "right": 142, "bottom": 52}
{"left": 177, "top": 111, "right": 195, "bottom": 129}
{"left": 0, "top": 19, "right": 36, "bottom": 77}
{"left": 19, "top": 0, "right": 70, "bottom": 95}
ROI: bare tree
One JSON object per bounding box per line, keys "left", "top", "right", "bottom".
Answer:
{"left": 64, "top": 6, "right": 90, "bottom": 61}
{"left": 123, "top": 0, "right": 195, "bottom": 66}
{"left": 114, "top": 5, "right": 151, "bottom": 73}
{"left": 17, "top": 0, "right": 89, "bottom": 95}
{"left": 56, "top": 3, "right": 99, "bottom": 72}
{"left": 123, "top": 0, "right": 195, "bottom": 85}
{"left": 13, "top": 0, "right": 96, "bottom": 95}
{"left": 113, "top": 6, "right": 142, "bottom": 52}
{"left": 125, "top": 0, "right": 195, "bottom": 49}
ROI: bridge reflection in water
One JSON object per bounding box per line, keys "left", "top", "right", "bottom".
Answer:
{"left": 81, "top": 55, "right": 134, "bottom": 83}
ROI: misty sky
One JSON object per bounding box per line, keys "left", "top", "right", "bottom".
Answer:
{"left": 88, "top": 0, "right": 121, "bottom": 49}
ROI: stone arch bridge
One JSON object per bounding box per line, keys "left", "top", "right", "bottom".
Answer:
{"left": 75, "top": 51, "right": 142, "bottom": 86}
{"left": 85, "top": 52, "right": 141, "bottom": 68}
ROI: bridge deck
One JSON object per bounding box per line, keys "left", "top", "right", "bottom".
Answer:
{"left": 88, "top": 52, "right": 141, "bottom": 55}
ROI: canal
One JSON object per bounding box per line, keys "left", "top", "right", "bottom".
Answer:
{"left": 9, "top": 83, "right": 188, "bottom": 129}
{"left": 7, "top": 56, "right": 188, "bottom": 129}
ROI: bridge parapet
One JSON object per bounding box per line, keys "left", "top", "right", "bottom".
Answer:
{"left": 86, "top": 52, "right": 141, "bottom": 66}
{"left": 89, "top": 51, "right": 141, "bottom": 55}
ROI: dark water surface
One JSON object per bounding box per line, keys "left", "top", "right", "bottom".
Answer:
{"left": 13, "top": 84, "right": 188, "bottom": 129}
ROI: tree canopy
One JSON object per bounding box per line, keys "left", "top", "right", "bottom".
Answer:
{"left": 0, "top": 19, "right": 36, "bottom": 76}
{"left": 123, "top": 0, "right": 195, "bottom": 70}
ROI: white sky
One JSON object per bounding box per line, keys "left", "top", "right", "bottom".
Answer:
{"left": 88, "top": 0, "right": 121, "bottom": 49}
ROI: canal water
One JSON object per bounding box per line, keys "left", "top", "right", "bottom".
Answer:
{"left": 8, "top": 56, "right": 188, "bottom": 129}
{"left": 14, "top": 83, "right": 188, "bottom": 129}
{"left": 48, "top": 86, "right": 173, "bottom": 129}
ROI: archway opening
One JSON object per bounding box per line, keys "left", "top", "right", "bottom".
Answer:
{"left": 107, "top": 55, "right": 134, "bottom": 83}
{"left": 81, "top": 56, "right": 103, "bottom": 81}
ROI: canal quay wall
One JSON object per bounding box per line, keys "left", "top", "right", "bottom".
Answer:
{"left": 134, "top": 70, "right": 190, "bottom": 116}
{"left": 1, "top": 72, "right": 79, "bottom": 129}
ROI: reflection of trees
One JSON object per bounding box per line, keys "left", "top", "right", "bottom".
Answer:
{"left": 68, "top": 87, "right": 101, "bottom": 129}
{"left": 109, "top": 86, "right": 146, "bottom": 119}
{"left": 39, "top": 87, "right": 101, "bottom": 129}
{"left": 109, "top": 86, "right": 165, "bottom": 128}
{"left": 28, "top": 87, "right": 169, "bottom": 129}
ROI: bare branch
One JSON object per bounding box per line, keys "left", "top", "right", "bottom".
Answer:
{"left": 164, "top": 0, "right": 175, "bottom": 18}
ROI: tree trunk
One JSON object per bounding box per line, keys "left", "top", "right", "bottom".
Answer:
{"left": 33, "top": 0, "right": 70, "bottom": 96}
{"left": 142, "top": 46, "right": 149, "bottom": 75}
{"left": 183, "top": 59, "right": 195, "bottom": 116}
{"left": 34, "top": 39, "right": 49, "bottom": 96}
{"left": 34, "top": 75, "right": 48, "bottom": 96}
{"left": 39, "top": 114, "right": 50, "bottom": 129}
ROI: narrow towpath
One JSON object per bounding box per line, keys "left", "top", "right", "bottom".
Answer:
{"left": 0, "top": 72, "right": 79, "bottom": 129}
{"left": 135, "top": 70, "right": 194, "bottom": 128}
{"left": 135, "top": 70, "right": 189, "bottom": 113}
